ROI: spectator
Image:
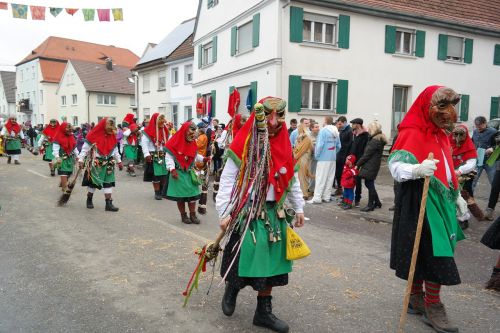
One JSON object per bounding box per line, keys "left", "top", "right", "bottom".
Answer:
{"left": 213, "top": 123, "right": 227, "bottom": 172}
{"left": 293, "top": 122, "right": 314, "bottom": 199}
{"left": 472, "top": 116, "right": 497, "bottom": 190}
{"left": 356, "top": 121, "right": 387, "bottom": 211}
{"left": 289, "top": 118, "right": 310, "bottom": 147}
{"left": 484, "top": 131, "right": 500, "bottom": 220}
{"left": 308, "top": 122, "right": 320, "bottom": 195}
{"left": 340, "top": 154, "right": 358, "bottom": 209}
{"left": 307, "top": 116, "right": 341, "bottom": 204}
{"left": 334, "top": 116, "right": 353, "bottom": 196}
{"left": 349, "top": 118, "right": 370, "bottom": 207}
{"left": 288, "top": 118, "right": 298, "bottom": 135}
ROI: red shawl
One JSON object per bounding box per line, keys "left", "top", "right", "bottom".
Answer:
{"left": 449, "top": 124, "right": 477, "bottom": 168}
{"left": 122, "top": 113, "right": 135, "bottom": 127}
{"left": 4, "top": 119, "right": 21, "bottom": 134}
{"left": 85, "top": 118, "right": 117, "bottom": 156}
{"left": 232, "top": 114, "right": 244, "bottom": 138}
{"left": 229, "top": 100, "right": 296, "bottom": 203}
{"left": 127, "top": 123, "right": 139, "bottom": 145}
{"left": 42, "top": 120, "right": 60, "bottom": 142}
{"left": 53, "top": 122, "right": 76, "bottom": 155}
{"left": 228, "top": 88, "right": 241, "bottom": 118}
{"left": 391, "top": 85, "right": 458, "bottom": 189}
{"left": 165, "top": 121, "right": 197, "bottom": 170}
{"left": 143, "top": 113, "right": 168, "bottom": 148}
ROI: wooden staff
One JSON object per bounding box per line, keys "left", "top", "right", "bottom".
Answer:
{"left": 398, "top": 152, "right": 434, "bottom": 333}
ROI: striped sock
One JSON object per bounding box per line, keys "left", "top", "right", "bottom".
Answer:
{"left": 424, "top": 281, "right": 441, "bottom": 306}
{"left": 411, "top": 279, "right": 423, "bottom": 294}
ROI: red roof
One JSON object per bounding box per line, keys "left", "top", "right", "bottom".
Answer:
{"left": 39, "top": 60, "right": 66, "bottom": 83}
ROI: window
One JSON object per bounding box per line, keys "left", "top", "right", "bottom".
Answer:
{"left": 72, "top": 94, "right": 77, "bottom": 105}
{"left": 72, "top": 116, "right": 78, "bottom": 126}
{"left": 158, "top": 70, "right": 166, "bottom": 90}
{"left": 184, "top": 65, "right": 193, "bottom": 83}
{"left": 143, "top": 73, "right": 150, "bottom": 92}
{"left": 236, "top": 86, "right": 251, "bottom": 114}
{"left": 172, "top": 104, "right": 178, "bottom": 128}
{"left": 396, "top": 28, "right": 415, "bottom": 55}
{"left": 184, "top": 106, "right": 192, "bottom": 121}
{"left": 438, "top": 34, "right": 472, "bottom": 63}
{"left": 158, "top": 106, "right": 166, "bottom": 113}
{"left": 143, "top": 108, "right": 151, "bottom": 119}
{"left": 130, "top": 95, "right": 135, "bottom": 106}
{"left": 300, "top": 80, "right": 336, "bottom": 111}
{"left": 207, "top": 0, "right": 219, "bottom": 9}
{"left": 171, "top": 67, "right": 179, "bottom": 86}
{"left": 61, "top": 95, "right": 67, "bottom": 106}
{"left": 98, "top": 116, "right": 116, "bottom": 123}
{"left": 447, "top": 36, "right": 464, "bottom": 61}
{"left": 237, "top": 21, "right": 253, "bottom": 53}
{"left": 392, "top": 86, "right": 409, "bottom": 136}
{"left": 203, "top": 42, "right": 213, "bottom": 66}
{"left": 302, "top": 13, "right": 337, "bottom": 45}
{"left": 97, "top": 94, "right": 116, "bottom": 105}
{"left": 32, "top": 65, "right": 35, "bottom": 78}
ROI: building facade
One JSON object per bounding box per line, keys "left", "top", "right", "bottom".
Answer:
{"left": 0, "top": 71, "right": 16, "bottom": 122}
{"left": 193, "top": 0, "right": 500, "bottom": 137}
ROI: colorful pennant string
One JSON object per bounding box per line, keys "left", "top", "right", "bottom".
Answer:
{"left": 0, "top": 2, "right": 7, "bottom": 10}
{"left": 30, "top": 5, "right": 45, "bottom": 20}
{"left": 97, "top": 8, "right": 109, "bottom": 22}
{"left": 82, "top": 8, "right": 95, "bottom": 22}
{"left": 11, "top": 3, "right": 27, "bottom": 19}
{"left": 49, "top": 7, "right": 62, "bottom": 17}
{"left": 0, "top": 3, "right": 124, "bottom": 21}
{"left": 65, "top": 8, "right": 78, "bottom": 16}
{"left": 112, "top": 8, "right": 123, "bottom": 21}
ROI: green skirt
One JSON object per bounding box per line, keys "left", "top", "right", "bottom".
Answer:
{"left": 166, "top": 169, "right": 200, "bottom": 200}
{"left": 58, "top": 154, "right": 75, "bottom": 173}
{"left": 123, "top": 145, "right": 138, "bottom": 160}
{"left": 43, "top": 143, "right": 55, "bottom": 161}
{"left": 6, "top": 138, "right": 21, "bottom": 151}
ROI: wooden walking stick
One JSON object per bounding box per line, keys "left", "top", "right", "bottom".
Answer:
{"left": 398, "top": 152, "right": 434, "bottom": 333}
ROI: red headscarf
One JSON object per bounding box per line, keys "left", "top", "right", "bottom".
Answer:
{"left": 165, "top": 121, "right": 198, "bottom": 170}
{"left": 127, "top": 123, "right": 139, "bottom": 145}
{"left": 391, "top": 85, "right": 458, "bottom": 189}
{"left": 143, "top": 113, "right": 169, "bottom": 148}
{"left": 229, "top": 98, "right": 296, "bottom": 203}
{"left": 85, "top": 118, "right": 117, "bottom": 156}
{"left": 122, "top": 113, "right": 135, "bottom": 127}
{"left": 4, "top": 118, "right": 21, "bottom": 134}
{"left": 232, "top": 114, "right": 244, "bottom": 138}
{"left": 53, "top": 122, "right": 76, "bottom": 155}
{"left": 42, "top": 120, "right": 60, "bottom": 142}
{"left": 449, "top": 124, "right": 477, "bottom": 168}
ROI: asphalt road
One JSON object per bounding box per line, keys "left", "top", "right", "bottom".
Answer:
{"left": 0, "top": 151, "right": 498, "bottom": 333}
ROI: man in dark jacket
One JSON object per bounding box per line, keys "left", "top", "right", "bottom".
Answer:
{"left": 349, "top": 118, "right": 370, "bottom": 207}
{"left": 334, "top": 116, "right": 353, "bottom": 196}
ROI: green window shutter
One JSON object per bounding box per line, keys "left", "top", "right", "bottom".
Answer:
{"left": 338, "top": 15, "right": 350, "bottom": 49}
{"left": 460, "top": 94, "right": 469, "bottom": 121}
{"left": 415, "top": 30, "right": 426, "bottom": 57}
{"left": 231, "top": 26, "right": 237, "bottom": 56}
{"left": 252, "top": 13, "right": 260, "bottom": 48}
{"left": 336, "top": 80, "right": 349, "bottom": 114}
{"left": 207, "top": 0, "right": 213, "bottom": 9}
{"left": 438, "top": 34, "right": 448, "bottom": 60}
{"left": 229, "top": 86, "right": 235, "bottom": 94}
{"left": 494, "top": 44, "right": 500, "bottom": 65}
{"left": 211, "top": 90, "right": 216, "bottom": 117}
{"left": 289, "top": 6, "right": 303, "bottom": 43}
{"left": 212, "top": 36, "right": 218, "bottom": 63}
{"left": 464, "top": 38, "right": 473, "bottom": 64}
{"left": 491, "top": 97, "right": 500, "bottom": 120}
{"left": 250, "top": 81, "right": 258, "bottom": 107}
{"left": 198, "top": 44, "right": 202, "bottom": 69}
{"left": 288, "top": 75, "right": 302, "bottom": 112}
{"left": 384, "top": 25, "right": 396, "bottom": 54}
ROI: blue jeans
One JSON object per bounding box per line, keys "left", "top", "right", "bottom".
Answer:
{"left": 344, "top": 188, "right": 354, "bottom": 203}
{"left": 472, "top": 162, "right": 497, "bottom": 190}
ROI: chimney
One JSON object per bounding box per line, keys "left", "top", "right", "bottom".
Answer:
{"left": 105, "top": 58, "right": 113, "bottom": 71}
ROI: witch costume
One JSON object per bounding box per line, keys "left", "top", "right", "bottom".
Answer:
{"left": 52, "top": 122, "right": 79, "bottom": 192}
{"left": 38, "top": 119, "right": 60, "bottom": 176}
{"left": 389, "top": 86, "right": 465, "bottom": 333}
{"left": 78, "top": 118, "right": 122, "bottom": 212}
{"left": 121, "top": 113, "right": 139, "bottom": 177}
{"left": 1, "top": 117, "right": 24, "bottom": 164}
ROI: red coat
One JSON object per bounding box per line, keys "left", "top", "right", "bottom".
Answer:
{"left": 341, "top": 165, "right": 358, "bottom": 189}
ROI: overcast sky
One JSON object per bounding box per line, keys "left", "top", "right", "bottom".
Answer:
{"left": 0, "top": 0, "right": 199, "bottom": 71}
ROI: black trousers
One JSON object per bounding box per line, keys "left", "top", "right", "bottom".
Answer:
{"left": 355, "top": 175, "right": 362, "bottom": 202}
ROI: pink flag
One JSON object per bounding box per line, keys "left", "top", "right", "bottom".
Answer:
{"left": 30, "top": 6, "right": 46, "bottom": 20}
{"left": 65, "top": 8, "right": 78, "bottom": 16}
{"left": 0, "top": 2, "right": 7, "bottom": 10}
{"left": 97, "top": 9, "right": 110, "bottom": 22}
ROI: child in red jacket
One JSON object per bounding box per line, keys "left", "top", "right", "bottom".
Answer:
{"left": 341, "top": 154, "right": 358, "bottom": 209}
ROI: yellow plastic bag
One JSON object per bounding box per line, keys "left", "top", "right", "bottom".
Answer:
{"left": 286, "top": 226, "right": 311, "bottom": 260}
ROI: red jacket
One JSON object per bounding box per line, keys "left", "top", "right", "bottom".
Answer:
{"left": 341, "top": 164, "right": 358, "bottom": 189}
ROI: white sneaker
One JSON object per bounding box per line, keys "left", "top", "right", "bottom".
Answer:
{"left": 322, "top": 199, "right": 331, "bottom": 203}
{"left": 304, "top": 216, "right": 311, "bottom": 221}
{"left": 306, "top": 199, "right": 321, "bottom": 204}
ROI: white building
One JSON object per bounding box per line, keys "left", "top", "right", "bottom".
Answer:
{"left": 0, "top": 71, "right": 16, "bottom": 123}
{"left": 133, "top": 19, "right": 195, "bottom": 128}
{"left": 56, "top": 60, "right": 135, "bottom": 126}
{"left": 15, "top": 36, "right": 138, "bottom": 126}
{"left": 193, "top": 0, "right": 500, "bottom": 137}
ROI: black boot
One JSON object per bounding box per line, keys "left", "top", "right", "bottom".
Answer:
{"left": 181, "top": 213, "right": 191, "bottom": 224}
{"left": 50, "top": 168, "right": 55, "bottom": 176}
{"left": 221, "top": 283, "right": 240, "bottom": 316}
{"left": 154, "top": 190, "right": 162, "bottom": 200}
{"left": 86, "top": 193, "right": 94, "bottom": 209}
{"left": 361, "top": 191, "right": 376, "bottom": 212}
{"left": 190, "top": 212, "right": 200, "bottom": 224}
{"left": 373, "top": 189, "right": 382, "bottom": 209}
{"left": 253, "top": 296, "right": 289, "bottom": 333}
{"left": 7, "top": 156, "right": 11, "bottom": 164}
{"left": 105, "top": 199, "right": 119, "bottom": 212}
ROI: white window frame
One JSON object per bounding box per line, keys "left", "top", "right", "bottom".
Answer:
{"left": 202, "top": 42, "right": 214, "bottom": 66}
{"left": 237, "top": 20, "right": 253, "bottom": 54}
{"left": 208, "top": 0, "right": 219, "bottom": 9}
{"left": 72, "top": 116, "right": 78, "bottom": 126}
{"left": 172, "top": 104, "right": 179, "bottom": 128}
{"left": 395, "top": 28, "right": 416, "bottom": 55}
{"left": 71, "top": 94, "right": 78, "bottom": 105}
{"left": 97, "top": 94, "right": 117, "bottom": 106}
{"left": 446, "top": 35, "right": 465, "bottom": 62}
{"left": 61, "top": 95, "right": 67, "bottom": 106}
{"left": 302, "top": 13, "right": 338, "bottom": 46}
{"left": 184, "top": 105, "right": 192, "bottom": 121}
{"left": 300, "top": 79, "right": 336, "bottom": 112}
{"left": 129, "top": 95, "right": 135, "bottom": 107}
{"left": 143, "top": 73, "right": 150, "bottom": 92}
{"left": 158, "top": 70, "right": 166, "bottom": 91}
{"left": 143, "top": 108, "right": 151, "bottom": 119}
{"left": 184, "top": 65, "right": 193, "bottom": 84}
{"left": 171, "top": 67, "right": 179, "bottom": 86}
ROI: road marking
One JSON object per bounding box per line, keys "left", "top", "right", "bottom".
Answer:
{"left": 147, "top": 216, "right": 211, "bottom": 243}
{"left": 27, "top": 169, "right": 50, "bottom": 179}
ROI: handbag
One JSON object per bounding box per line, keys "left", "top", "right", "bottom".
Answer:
{"left": 286, "top": 226, "right": 311, "bottom": 260}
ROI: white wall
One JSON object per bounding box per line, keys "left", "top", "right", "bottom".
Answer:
{"left": 15, "top": 60, "right": 40, "bottom": 123}
{"left": 136, "top": 64, "right": 168, "bottom": 121}
{"left": 167, "top": 58, "right": 194, "bottom": 128}
{"left": 57, "top": 62, "right": 87, "bottom": 125}
{"left": 89, "top": 93, "right": 132, "bottom": 124}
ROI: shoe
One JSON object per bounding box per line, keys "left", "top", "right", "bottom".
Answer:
{"left": 154, "top": 190, "right": 162, "bottom": 200}
{"left": 190, "top": 212, "right": 201, "bottom": 224}
{"left": 333, "top": 188, "right": 343, "bottom": 196}
{"left": 458, "top": 220, "right": 469, "bottom": 230}
{"left": 7, "top": 156, "right": 11, "bottom": 164}
{"left": 253, "top": 296, "right": 289, "bottom": 333}
{"left": 221, "top": 283, "right": 240, "bottom": 316}
{"left": 129, "top": 169, "right": 136, "bottom": 177}
{"left": 322, "top": 199, "right": 331, "bottom": 203}
{"left": 306, "top": 199, "right": 321, "bottom": 204}
{"left": 50, "top": 169, "right": 55, "bottom": 176}
{"left": 484, "top": 208, "right": 494, "bottom": 221}
{"left": 373, "top": 190, "right": 382, "bottom": 208}
{"left": 361, "top": 191, "right": 376, "bottom": 212}
{"left": 389, "top": 205, "right": 395, "bottom": 211}
{"left": 14, "top": 160, "right": 20, "bottom": 165}
{"left": 181, "top": 213, "right": 191, "bottom": 224}
{"left": 485, "top": 270, "right": 500, "bottom": 292}
{"left": 422, "top": 303, "right": 459, "bottom": 333}
{"left": 342, "top": 204, "right": 352, "bottom": 210}
{"left": 467, "top": 202, "right": 484, "bottom": 220}
{"left": 86, "top": 193, "right": 94, "bottom": 209}
{"left": 354, "top": 201, "right": 360, "bottom": 208}
{"left": 408, "top": 293, "right": 425, "bottom": 315}
{"left": 105, "top": 199, "right": 119, "bottom": 212}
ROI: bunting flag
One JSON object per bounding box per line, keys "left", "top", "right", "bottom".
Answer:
{"left": 30, "top": 5, "right": 45, "bottom": 20}
{"left": 97, "top": 8, "right": 110, "bottom": 22}
{"left": 112, "top": 8, "right": 123, "bottom": 21}
{"left": 11, "top": 3, "right": 27, "bottom": 19}
{"left": 82, "top": 8, "right": 95, "bottom": 21}
{"left": 0, "top": 2, "right": 7, "bottom": 10}
{"left": 49, "top": 7, "right": 62, "bottom": 17}
{"left": 65, "top": 8, "right": 78, "bottom": 16}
